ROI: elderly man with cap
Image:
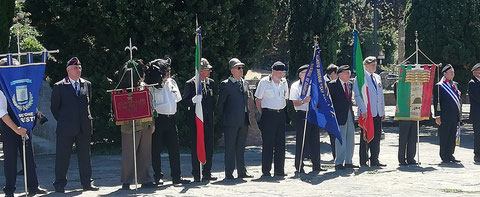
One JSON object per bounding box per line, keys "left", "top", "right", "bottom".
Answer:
{"left": 181, "top": 58, "right": 217, "bottom": 182}
{"left": 148, "top": 58, "right": 191, "bottom": 185}
{"left": 469, "top": 63, "right": 480, "bottom": 163}
{"left": 289, "top": 64, "right": 322, "bottom": 173}
{"left": 433, "top": 64, "right": 461, "bottom": 163}
{"left": 353, "top": 56, "right": 386, "bottom": 167}
{"left": 255, "top": 61, "right": 289, "bottom": 177}
{"left": 217, "top": 58, "right": 253, "bottom": 179}
{"left": 0, "top": 58, "right": 47, "bottom": 196}
{"left": 51, "top": 57, "right": 98, "bottom": 192}
{"left": 328, "top": 65, "right": 358, "bottom": 170}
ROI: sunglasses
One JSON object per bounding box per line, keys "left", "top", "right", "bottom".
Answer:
{"left": 236, "top": 66, "right": 244, "bottom": 70}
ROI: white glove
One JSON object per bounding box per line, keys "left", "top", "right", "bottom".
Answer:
{"left": 192, "top": 95, "right": 203, "bottom": 104}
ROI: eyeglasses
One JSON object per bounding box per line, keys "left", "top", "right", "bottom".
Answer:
{"left": 236, "top": 67, "right": 244, "bottom": 70}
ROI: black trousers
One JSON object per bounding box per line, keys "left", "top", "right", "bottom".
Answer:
{"left": 398, "top": 120, "right": 417, "bottom": 164}
{"left": 260, "top": 109, "right": 286, "bottom": 175}
{"left": 190, "top": 118, "right": 214, "bottom": 179}
{"left": 474, "top": 119, "right": 480, "bottom": 158}
{"left": 152, "top": 115, "right": 182, "bottom": 181}
{"left": 294, "top": 111, "right": 320, "bottom": 171}
{"left": 3, "top": 131, "right": 38, "bottom": 195}
{"left": 53, "top": 133, "right": 93, "bottom": 190}
{"left": 329, "top": 133, "right": 336, "bottom": 159}
{"left": 359, "top": 116, "right": 382, "bottom": 165}
{"left": 438, "top": 121, "right": 458, "bottom": 161}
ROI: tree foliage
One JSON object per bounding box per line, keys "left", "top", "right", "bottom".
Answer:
{"left": 25, "top": 0, "right": 275, "bottom": 146}
{"left": 0, "top": 0, "right": 15, "bottom": 52}
{"left": 288, "top": 0, "right": 344, "bottom": 76}
{"left": 405, "top": 0, "right": 480, "bottom": 92}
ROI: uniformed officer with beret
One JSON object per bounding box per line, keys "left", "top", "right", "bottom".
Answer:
{"left": 255, "top": 61, "right": 289, "bottom": 177}
{"left": 469, "top": 63, "right": 480, "bottom": 163}
{"left": 433, "top": 64, "right": 461, "bottom": 163}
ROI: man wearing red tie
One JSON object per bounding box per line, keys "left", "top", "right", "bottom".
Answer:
{"left": 433, "top": 64, "right": 461, "bottom": 163}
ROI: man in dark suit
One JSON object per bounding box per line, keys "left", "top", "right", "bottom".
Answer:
{"left": 328, "top": 65, "right": 358, "bottom": 170}
{"left": 50, "top": 57, "right": 98, "bottom": 192}
{"left": 181, "top": 58, "right": 217, "bottom": 182}
{"left": 433, "top": 64, "right": 461, "bottom": 163}
{"left": 468, "top": 63, "right": 480, "bottom": 163}
{"left": 217, "top": 58, "right": 253, "bottom": 179}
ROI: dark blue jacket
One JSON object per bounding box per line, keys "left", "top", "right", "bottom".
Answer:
{"left": 468, "top": 77, "right": 480, "bottom": 122}
{"left": 433, "top": 81, "right": 460, "bottom": 124}
{"left": 328, "top": 79, "right": 354, "bottom": 125}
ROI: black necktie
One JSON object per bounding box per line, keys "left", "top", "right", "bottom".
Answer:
{"left": 371, "top": 74, "right": 377, "bottom": 90}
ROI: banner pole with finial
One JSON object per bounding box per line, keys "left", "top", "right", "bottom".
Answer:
{"left": 124, "top": 38, "right": 139, "bottom": 190}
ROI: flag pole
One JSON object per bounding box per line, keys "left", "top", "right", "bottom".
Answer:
{"left": 414, "top": 31, "right": 421, "bottom": 165}
{"left": 125, "top": 38, "right": 138, "bottom": 190}
{"left": 297, "top": 35, "right": 320, "bottom": 173}
{"left": 22, "top": 135, "right": 29, "bottom": 195}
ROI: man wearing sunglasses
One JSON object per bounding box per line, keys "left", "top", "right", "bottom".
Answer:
{"left": 217, "top": 58, "right": 253, "bottom": 179}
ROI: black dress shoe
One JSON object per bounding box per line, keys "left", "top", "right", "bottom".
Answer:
{"left": 202, "top": 176, "right": 218, "bottom": 181}
{"left": 55, "top": 188, "right": 65, "bottom": 193}
{"left": 399, "top": 162, "right": 408, "bottom": 166}
{"left": 474, "top": 156, "right": 480, "bottom": 163}
{"left": 274, "top": 173, "right": 287, "bottom": 177}
{"left": 372, "top": 162, "right": 387, "bottom": 167}
{"left": 173, "top": 178, "right": 191, "bottom": 185}
{"left": 155, "top": 179, "right": 164, "bottom": 185}
{"left": 141, "top": 182, "right": 156, "bottom": 188}
{"left": 261, "top": 173, "right": 271, "bottom": 178}
{"left": 344, "top": 164, "right": 359, "bottom": 168}
{"left": 28, "top": 187, "right": 48, "bottom": 195}
{"left": 441, "top": 160, "right": 451, "bottom": 163}
{"left": 5, "top": 193, "right": 13, "bottom": 197}
{"left": 407, "top": 161, "right": 419, "bottom": 165}
{"left": 225, "top": 175, "right": 235, "bottom": 179}
{"left": 450, "top": 159, "right": 461, "bottom": 163}
{"left": 335, "top": 164, "right": 345, "bottom": 170}
{"left": 194, "top": 177, "right": 201, "bottom": 182}
{"left": 83, "top": 185, "right": 99, "bottom": 191}
{"left": 238, "top": 174, "right": 253, "bottom": 179}
{"left": 121, "top": 183, "right": 130, "bottom": 190}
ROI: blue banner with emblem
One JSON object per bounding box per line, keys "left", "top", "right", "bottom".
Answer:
{"left": 305, "top": 49, "right": 342, "bottom": 144}
{"left": 0, "top": 52, "right": 47, "bottom": 133}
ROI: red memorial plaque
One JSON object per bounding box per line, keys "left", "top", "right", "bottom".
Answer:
{"left": 111, "top": 88, "right": 152, "bottom": 123}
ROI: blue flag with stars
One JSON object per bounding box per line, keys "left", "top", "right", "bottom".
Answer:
{"left": 306, "top": 49, "right": 342, "bottom": 144}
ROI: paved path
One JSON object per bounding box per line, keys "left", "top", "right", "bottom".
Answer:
{"left": 1, "top": 123, "right": 479, "bottom": 196}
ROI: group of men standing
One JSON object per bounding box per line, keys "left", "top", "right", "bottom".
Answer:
{"left": 2, "top": 54, "right": 480, "bottom": 196}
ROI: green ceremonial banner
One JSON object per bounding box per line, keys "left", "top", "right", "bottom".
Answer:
{"left": 394, "top": 64, "right": 436, "bottom": 121}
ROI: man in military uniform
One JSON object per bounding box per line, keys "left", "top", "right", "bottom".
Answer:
{"left": 182, "top": 58, "right": 217, "bottom": 182}
{"left": 469, "top": 63, "right": 480, "bottom": 163}
{"left": 433, "top": 64, "right": 461, "bottom": 163}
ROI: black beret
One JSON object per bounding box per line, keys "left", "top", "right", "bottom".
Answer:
{"left": 442, "top": 64, "right": 453, "bottom": 73}
{"left": 297, "top": 64, "right": 309, "bottom": 73}
{"left": 271, "top": 61, "right": 287, "bottom": 71}
{"left": 471, "top": 63, "right": 480, "bottom": 72}
{"left": 66, "top": 57, "right": 81, "bottom": 67}
{"left": 337, "top": 65, "right": 350, "bottom": 74}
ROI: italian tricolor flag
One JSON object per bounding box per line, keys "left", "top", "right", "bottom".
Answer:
{"left": 394, "top": 65, "right": 436, "bottom": 121}
{"left": 353, "top": 30, "right": 375, "bottom": 143}
{"left": 195, "top": 27, "right": 206, "bottom": 164}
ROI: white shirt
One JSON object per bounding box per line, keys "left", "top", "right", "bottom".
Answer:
{"left": 289, "top": 80, "right": 308, "bottom": 111}
{"left": 151, "top": 78, "right": 182, "bottom": 115}
{"left": 255, "top": 75, "right": 289, "bottom": 110}
{"left": 69, "top": 78, "right": 80, "bottom": 89}
{"left": 0, "top": 90, "right": 7, "bottom": 118}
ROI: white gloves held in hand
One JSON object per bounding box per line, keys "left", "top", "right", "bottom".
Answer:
{"left": 192, "top": 95, "right": 203, "bottom": 104}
